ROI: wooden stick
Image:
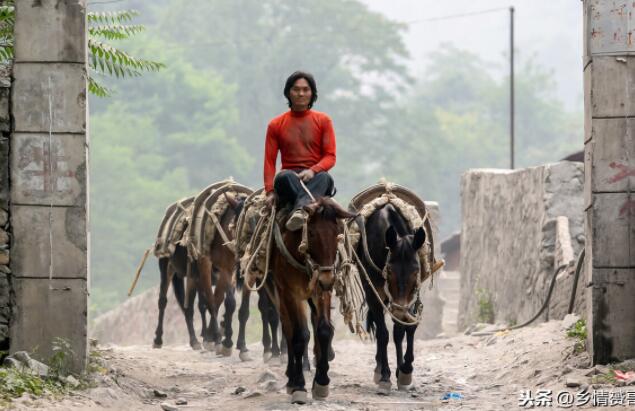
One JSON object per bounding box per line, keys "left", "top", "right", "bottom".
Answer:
{"left": 128, "top": 247, "right": 152, "bottom": 297}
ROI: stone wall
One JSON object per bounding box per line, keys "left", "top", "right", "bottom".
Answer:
{"left": 458, "top": 162, "right": 585, "bottom": 330}
{"left": 0, "top": 64, "right": 12, "bottom": 352}
{"left": 9, "top": 0, "right": 88, "bottom": 372}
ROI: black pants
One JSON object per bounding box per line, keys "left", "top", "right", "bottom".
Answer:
{"left": 274, "top": 169, "right": 336, "bottom": 211}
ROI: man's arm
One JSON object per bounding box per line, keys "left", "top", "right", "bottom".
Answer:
{"left": 309, "top": 116, "right": 336, "bottom": 173}
{"left": 263, "top": 123, "right": 279, "bottom": 193}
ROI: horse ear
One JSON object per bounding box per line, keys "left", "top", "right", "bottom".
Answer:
{"left": 327, "top": 198, "right": 357, "bottom": 220}
{"left": 412, "top": 226, "right": 426, "bottom": 251}
{"left": 385, "top": 226, "right": 399, "bottom": 249}
{"left": 224, "top": 192, "right": 239, "bottom": 211}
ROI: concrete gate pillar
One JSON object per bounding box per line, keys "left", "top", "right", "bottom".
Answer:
{"left": 583, "top": 0, "right": 635, "bottom": 364}
{"left": 9, "top": 0, "right": 88, "bottom": 372}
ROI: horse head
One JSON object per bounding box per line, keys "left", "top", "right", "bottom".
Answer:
{"left": 384, "top": 225, "right": 426, "bottom": 322}
{"left": 303, "top": 197, "right": 356, "bottom": 291}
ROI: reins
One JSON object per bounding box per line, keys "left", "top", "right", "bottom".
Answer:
{"left": 346, "top": 210, "right": 431, "bottom": 327}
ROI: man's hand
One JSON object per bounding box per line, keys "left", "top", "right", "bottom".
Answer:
{"left": 298, "top": 169, "right": 315, "bottom": 182}
{"left": 265, "top": 191, "right": 276, "bottom": 207}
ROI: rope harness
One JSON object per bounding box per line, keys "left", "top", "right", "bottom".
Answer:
{"left": 348, "top": 212, "right": 429, "bottom": 327}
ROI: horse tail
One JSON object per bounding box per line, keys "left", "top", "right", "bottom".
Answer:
{"left": 235, "top": 262, "right": 244, "bottom": 291}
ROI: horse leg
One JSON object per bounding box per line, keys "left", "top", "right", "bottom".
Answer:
{"left": 279, "top": 292, "right": 309, "bottom": 404}
{"left": 198, "top": 294, "right": 207, "bottom": 339}
{"left": 309, "top": 292, "right": 334, "bottom": 400}
{"left": 396, "top": 324, "right": 416, "bottom": 390}
{"left": 268, "top": 297, "right": 281, "bottom": 358}
{"left": 258, "top": 289, "right": 273, "bottom": 360}
{"left": 370, "top": 303, "right": 391, "bottom": 393}
{"left": 184, "top": 275, "right": 202, "bottom": 350}
{"left": 196, "top": 257, "right": 219, "bottom": 350}
{"left": 220, "top": 281, "right": 236, "bottom": 357}
{"left": 393, "top": 323, "right": 406, "bottom": 388}
{"left": 211, "top": 273, "right": 227, "bottom": 353}
{"left": 153, "top": 258, "right": 172, "bottom": 349}
{"left": 236, "top": 287, "right": 252, "bottom": 361}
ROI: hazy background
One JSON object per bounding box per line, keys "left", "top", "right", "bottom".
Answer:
{"left": 88, "top": 0, "right": 583, "bottom": 316}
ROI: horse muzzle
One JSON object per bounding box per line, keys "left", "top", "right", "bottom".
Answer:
{"left": 317, "top": 270, "right": 335, "bottom": 291}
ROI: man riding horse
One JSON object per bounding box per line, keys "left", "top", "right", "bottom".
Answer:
{"left": 264, "top": 71, "right": 336, "bottom": 226}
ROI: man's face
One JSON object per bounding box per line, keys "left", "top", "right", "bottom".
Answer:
{"left": 289, "top": 78, "right": 312, "bottom": 110}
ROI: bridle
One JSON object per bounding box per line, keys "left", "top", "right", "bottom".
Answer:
{"left": 273, "top": 222, "right": 340, "bottom": 292}
{"left": 380, "top": 249, "right": 423, "bottom": 324}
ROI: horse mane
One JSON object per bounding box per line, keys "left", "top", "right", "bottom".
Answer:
{"left": 385, "top": 203, "right": 410, "bottom": 237}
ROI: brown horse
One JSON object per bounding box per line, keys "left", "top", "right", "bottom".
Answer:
{"left": 193, "top": 194, "right": 247, "bottom": 354}
{"left": 270, "top": 197, "right": 355, "bottom": 404}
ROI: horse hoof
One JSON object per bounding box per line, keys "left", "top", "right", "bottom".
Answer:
{"left": 202, "top": 341, "right": 215, "bottom": 351}
{"left": 220, "top": 345, "right": 233, "bottom": 357}
{"left": 263, "top": 351, "right": 273, "bottom": 362}
{"left": 312, "top": 382, "right": 329, "bottom": 400}
{"left": 214, "top": 343, "right": 222, "bottom": 354}
{"left": 152, "top": 342, "right": 162, "bottom": 349}
{"left": 286, "top": 386, "right": 293, "bottom": 395}
{"left": 291, "top": 390, "right": 308, "bottom": 404}
{"left": 373, "top": 371, "right": 381, "bottom": 384}
{"left": 191, "top": 341, "right": 202, "bottom": 351}
{"left": 397, "top": 371, "right": 412, "bottom": 391}
{"left": 376, "top": 381, "right": 391, "bottom": 396}
{"left": 239, "top": 351, "right": 252, "bottom": 362}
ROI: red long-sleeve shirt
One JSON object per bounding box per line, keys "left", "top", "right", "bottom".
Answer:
{"left": 263, "top": 109, "right": 336, "bottom": 192}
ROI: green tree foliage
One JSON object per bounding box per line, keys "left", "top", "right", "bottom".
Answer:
{"left": 149, "top": 0, "right": 410, "bottom": 195}
{"left": 0, "top": 3, "right": 163, "bottom": 97}
{"left": 382, "top": 46, "right": 582, "bottom": 234}
{"left": 90, "top": 59, "right": 250, "bottom": 314}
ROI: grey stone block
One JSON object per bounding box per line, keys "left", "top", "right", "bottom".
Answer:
{"left": 10, "top": 278, "right": 87, "bottom": 373}
{"left": 584, "top": 142, "right": 593, "bottom": 210}
{"left": 0, "top": 228, "right": 8, "bottom": 246}
{"left": 0, "top": 87, "right": 10, "bottom": 132}
{"left": 589, "top": 193, "right": 635, "bottom": 268}
{"left": 11, "top": 133, "right": 86, "bottom": 207}
{"left": 12, "top": 63, "right": 87, "bottom": 133}
{"left": 588, "top": 118, "right": 635, "bottom": 193}
{"left": 583, "top": 61, "right": 592, "bottom": 143}
{"left": 588, "top": 268, "right": 635, "bottom": 364}
{"left": 0, "top": 135, "right": 8, "bottom": 209}
{"left": 14, "top": 0, "right": 86, "bottom": 63}
{"left": 10, "top": 205, "right": 87, "bottom": 279}
{"left": 588, "top": 56, "right": 635, "bottom": 118}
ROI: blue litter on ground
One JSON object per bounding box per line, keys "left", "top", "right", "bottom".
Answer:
{"left": 441, "top": 392, "right": 464, "bottom": 401}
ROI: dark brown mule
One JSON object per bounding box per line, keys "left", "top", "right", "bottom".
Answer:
{"left": 358, "top": 203, "right": 426, "bottom": 393}
{"left": 270, "top": 197, "right": 355, "bottom": 404}
{"left": 153, "top": 246, "right": 208, "bottom": 350}
{"left": 193, "top": 194, "right": 247, "bottom": 355}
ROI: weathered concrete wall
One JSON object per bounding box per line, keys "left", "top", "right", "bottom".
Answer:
{"left": 583, "top": 0, "right": 635, "bottom": 364}
{"left": 0, "top": 64, "right": 12, "bottom": 352}
{"left": 9, "top": 0, "right": 88, "bottom": 372}
{"left": 458, "top": 162, "right": 584, "bottom": 330}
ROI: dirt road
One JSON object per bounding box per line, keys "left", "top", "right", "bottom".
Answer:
{"left": 7, "top": 318, "right": 635, "bottom": 410}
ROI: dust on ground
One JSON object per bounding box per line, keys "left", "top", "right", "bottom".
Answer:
{"left": 6, "top": 318, "right": 635, "bottom": 410}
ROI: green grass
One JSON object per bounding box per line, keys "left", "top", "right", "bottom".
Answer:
{"left": 476, "top": 288, "right": 495, "bottom": 324}
{"left": 0, "top": 367, "right": 68, "bottom": 406}
{"left": 566, "top": 319, "right": 587, "bottom": 354}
